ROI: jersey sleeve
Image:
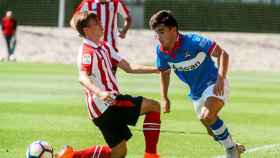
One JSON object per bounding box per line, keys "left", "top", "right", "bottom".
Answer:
{"left": 104, "top": 42, "right": 123, "bottom": 67}
{"left": 78, "top": 47, "right": 94, "bottom": 75}
{"left": 190, "top": 33, "right": 216, "bottom": 55}
{"left": 117, "top": 0, "right": 130, "bottom": 18}
{"left": 155, "top": 47, "right": 170, "bottom": 71}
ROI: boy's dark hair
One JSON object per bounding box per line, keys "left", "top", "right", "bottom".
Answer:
{"left": 72, "top": 11, "right": 98, "bottom": 37}
{"left": 149, "top": 10, "right": 178, "bottom": 30}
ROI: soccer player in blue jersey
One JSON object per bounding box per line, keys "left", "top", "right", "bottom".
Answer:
{"left": 149, "top": 10, "right": 245, "bottom": 158}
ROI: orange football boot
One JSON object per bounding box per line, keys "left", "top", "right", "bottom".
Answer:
{"left": 55, "top": 145, "right": 74, "bottom": 158}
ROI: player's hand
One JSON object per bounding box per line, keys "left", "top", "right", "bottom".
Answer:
{"left": 118, "top": 31, "right": 126, "bottom": 39}
{"left": 213, "top": 76, "right": 224, "bottom": 96}
{"left": 162, "top": 98, "right": 171, "bottom": 113}
{"left": 98, "top": 91, "right": 116, "bottom": 106}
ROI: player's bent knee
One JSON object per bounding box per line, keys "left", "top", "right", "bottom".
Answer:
{"left": 151, "top": 99, "right": 161, "bottom": 112}
{"left": 140, "top": 98, "right": 161, "bottom": 114}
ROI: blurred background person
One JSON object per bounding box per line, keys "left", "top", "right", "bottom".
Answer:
{"left": 1, "top": 10, "right": 17, "bottom": 61}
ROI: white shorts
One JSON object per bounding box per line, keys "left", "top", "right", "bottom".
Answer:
{"left": 192, "top": 79, "right": 229, "bottom": 119}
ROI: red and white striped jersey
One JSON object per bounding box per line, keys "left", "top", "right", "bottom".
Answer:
{"left": 77, "top": 38, "right": 123, "bottom": 119}
{"left": 75, "top": 0, "right": 130, "bottom": 49}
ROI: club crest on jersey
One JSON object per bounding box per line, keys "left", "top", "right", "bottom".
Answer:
{"left": 82, "top": 54, "right": 92, "bottom": 64}
{"left": 192, "top": 35, "right": 209, "bottom": 48}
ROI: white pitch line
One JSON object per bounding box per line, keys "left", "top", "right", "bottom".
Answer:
{"left": 213, "top": 144, "right": 280, "bottom": 158}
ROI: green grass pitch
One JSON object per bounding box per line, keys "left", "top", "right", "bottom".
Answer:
{"left": 0, "top": 62, "right": 280, "bottom": 158}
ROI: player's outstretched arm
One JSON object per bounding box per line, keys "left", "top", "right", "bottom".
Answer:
{"left": 79, "top": 71, "right": 103, "bottom": 95}
{"left": 210, "top": 44, "right": 229, "bottom": 96}
{"left": 118, "top": 59, "right": 159, "bottom": 74}
{"left": 160, "top": 69, "right": 171, "bottom": 113}
{"left": 79, "top": 71, "right": 116, "bottom": 104}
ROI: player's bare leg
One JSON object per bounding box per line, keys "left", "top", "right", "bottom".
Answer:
{"left": 201, "top": 119, "right": 246, "bottom": 156}
{"left": 200, "top": 97, "right": 245, "bottom": 158}
{"left": 110, "top": 140, "right": 127, "bottom": 158}
{"left": 140, "top": 98, "right": 160, "bottom": 114}
{"left": 200, "top": 120, "right": 219, "bottom": 142}
{"left": 140, "top": 98, "right": 161, "bottom": 158}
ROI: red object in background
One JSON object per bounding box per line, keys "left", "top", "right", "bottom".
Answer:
{"left": 1, "top": 17, "right": 17, "bottom": 37}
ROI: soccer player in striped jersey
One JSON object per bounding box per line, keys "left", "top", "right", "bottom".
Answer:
{"left": 149, "top": 10, "right": 245, "bottom": 158}
{"left": 72, "top": 0, "right": 132, "bottom": 74}
{"left": 56, "top": 12, "right": 160, "bottom": 158}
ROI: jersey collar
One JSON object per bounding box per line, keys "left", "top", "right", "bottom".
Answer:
{"left": 83, "top": 38, "right": 101, "bottom": 49}
{"left": 160, "top": 33, "right": 182, "bottom": 58}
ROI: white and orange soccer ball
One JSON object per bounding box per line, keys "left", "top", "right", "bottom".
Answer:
{"left": 26, "top": 140, "right": 53, "bottom": 158}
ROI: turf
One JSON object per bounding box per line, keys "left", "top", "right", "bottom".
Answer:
{"left": 0, "top": 62, "right": 280, "bottom": 158}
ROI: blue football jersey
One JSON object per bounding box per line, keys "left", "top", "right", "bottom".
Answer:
{"left": 156, "top": 33, "right": 218, "bottom": 100}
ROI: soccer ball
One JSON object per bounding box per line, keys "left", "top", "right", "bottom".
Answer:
{"left": 26, "top": 140, "right": 53, "bottom": 158}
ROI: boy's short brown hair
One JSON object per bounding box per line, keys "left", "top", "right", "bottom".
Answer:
{"left": 149, "top": 10, "right": 178, "bottom": 31}
{"left": 72, "top": 11, "right": 98, "bottom": 37}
